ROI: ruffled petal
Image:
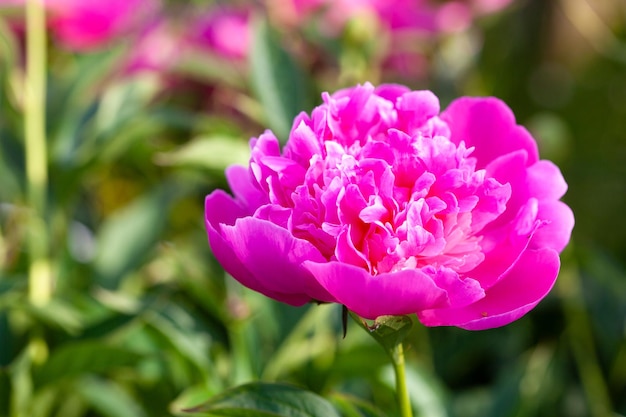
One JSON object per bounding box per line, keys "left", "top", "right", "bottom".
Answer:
{"left": 220, "top": 217, "right": 336, "bottom": 303}
{"left": 442, "top": 97, "right": 539, "bottom": 169}
{"left": 418, "top": 247, "right": 560, "bottom": 330}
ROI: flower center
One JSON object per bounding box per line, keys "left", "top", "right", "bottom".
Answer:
{"left": 250, "top": 87, "right": 511, "bottom": 276}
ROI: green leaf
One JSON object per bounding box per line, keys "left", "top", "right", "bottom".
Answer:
{"left": 329, "top": 393, "right": 386, "bottom": 417}
{"left": 155, "top": 135, "right": 250, "bottom": 171}
{"left": 33, "top": 341, "right": 143, "bottom": 387}
{"left": 183, "top": 382, "right": 341, "bottom": 417}
{"left": 349, "top": 313, "right": 414, "bottom": 360}
{"left": 75, "top": 376, "right": 147, "bottom": 417}
{"left": 249, "top": 17, "right": 314, "bottom": 143}
{"left": 93, "top": 186, "right": 174, "bottom": 289}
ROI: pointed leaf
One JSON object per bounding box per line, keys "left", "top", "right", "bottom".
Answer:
{"left": 184, "top": 382, "right": 341, "bottom": 417}
{"left": 350, "top": 313, "right": 414, "bottom": 359}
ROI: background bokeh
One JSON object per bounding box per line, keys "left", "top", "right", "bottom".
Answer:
{"left": 0, "top": 0, "right": 625, "bottom": 416}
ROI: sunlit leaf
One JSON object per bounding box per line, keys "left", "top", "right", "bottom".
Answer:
{"left": 155, "top": 135, "right": 250, "bottom": 171}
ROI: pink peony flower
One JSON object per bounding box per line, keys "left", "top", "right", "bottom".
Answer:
{"left": 45, "top": 0, "right": 160, "bottom": 51}
{"left": 204, "top": 83, "right": 573, "bottom": 330}
{"left": 186, "top": 6, "right": 252, "bottom": 61}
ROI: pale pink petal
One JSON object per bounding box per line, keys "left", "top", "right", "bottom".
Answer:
{"left": 418, "top": 248, "right": 560, "bottom": 330}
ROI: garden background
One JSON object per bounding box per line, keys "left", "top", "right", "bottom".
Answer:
{"left": 0, "top": 0, "right": 625, "bottom": 416}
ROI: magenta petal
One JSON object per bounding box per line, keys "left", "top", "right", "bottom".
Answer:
{"left": 532, "top": 200, "right": 575, "bottom": 253}
{"left": 225, "top": 165, "right": 267, "bottom": 211}
{"left": 304, "top": 262, "right": 449, "bottom": 319}
{"left": 526, "top": 160, "right": 568, "bottom": 201}
{"left": 205, "top": 192, "right": 309, "bottom": 305}
{"left": 220, "top": 217, "right": 336, "bottom": 303}
{"left": 442, "top": 97, "right": 539, "bottom": 169}
{"left": 205, "top": 189, "right": 249, "bottom": 229}
{"left": 418, "top": 248, "right": 560, "bottom": 330}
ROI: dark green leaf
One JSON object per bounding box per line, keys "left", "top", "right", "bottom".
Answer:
{"left": 184, "top": 382, "right": 341, "bottom": 417}
{"left": 249, "top": 17, "right": 314, "bottom": 143}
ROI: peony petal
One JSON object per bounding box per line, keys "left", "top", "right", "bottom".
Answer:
{"left": 442, "top": 97, "right": 539, "bottom": 169}
{"left": 526, "top": 160, "right": 568, "bottom": 201}
{"left": 220, "top": 217, "right": 336, "bottom": 303}
{"left": 531, "top": 200, "right": 575, "bottom": 253}
{"left": 304, "top": 261, "right": 449, "bottom": 319}
{"left": 418, "top": 247, "right": 560, "bottom": 330}
{"left": 205, "top": 189, "right": 249, "bottom": 229}
{"left": 225, "top": 165, "right": 267, "bottom": 211}
{"left": 469, "top": 198, "right": 540, "bottom": 289}
{"left": 205, "top": 192, "right": 308, "bottom": 305}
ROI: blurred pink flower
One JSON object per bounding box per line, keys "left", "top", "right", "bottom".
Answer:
{"left": 277, "top": 0, "right": 512, "bottom": 35}
{"left": 45, "top": 0, "right": 160, "bottom": 51}
{"left": 187, "top": 6, "right": 252, "bottom": 61}
{"left": 124, "top": 18, "right": 182, "bottom": 74}
{"left": 205, "top": 83, "right": 573, "bottom": 330}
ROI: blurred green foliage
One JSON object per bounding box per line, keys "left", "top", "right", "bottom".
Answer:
{"left": 1, "top": 0, "right": 625, "bottom": 416}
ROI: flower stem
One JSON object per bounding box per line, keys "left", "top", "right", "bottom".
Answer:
{"left": 392, "top": 342, "right": 413, "bottom": 417}
{"left": 25, "top": 0, "right": 51, "bottom": 308}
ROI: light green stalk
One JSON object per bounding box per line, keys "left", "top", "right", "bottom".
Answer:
{"left": 25, "top": 0, "right": 51, "bottom": 308}
{"left": 392, "top": 343, "right": 413, "bottom": 417}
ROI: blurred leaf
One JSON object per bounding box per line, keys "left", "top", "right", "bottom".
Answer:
{"left": 34, "top": 341, "right": 144, "bottom": 387}
{"left": 93, "top": 186, "right": 174, "bottom": 289}
{"left": 249, "top": 17, "right": 314, "bottom": 143}
{"left": 380, "top": 363, "right": 448, "bottom": 417}
{"left": 22, "top": 299, "right": 84, "bottom": 334}
{"left": 75, "top": 376, "right": 147, "bottom": 417}
{"left": 155, "top": 135, "right": 250, "bottom": 171}
{"left": 176, "top": 52, "right": 246, "bottom": 88}
{"left": 49, "top": 47, "right": 128, "bottom": 161}
{"left": 145, "top": 306, "right": 212, "bottom": 371}
{"left": 183, "top": 382, "right": 341, "bottom": 417}
{"left": 262, "top": 304, "right": 337, "bottom": 381}
{"left": 329, "top": 393, "right": 386, "bottom": 417}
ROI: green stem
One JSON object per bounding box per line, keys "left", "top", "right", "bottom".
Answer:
{"left": 25, "top": 0, "right": 51, "bottom": 307}
{"left": 392, "top": 342, "right": 413, "bottom": 417}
